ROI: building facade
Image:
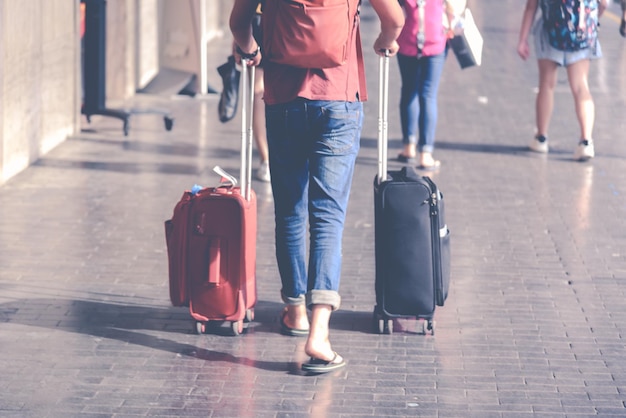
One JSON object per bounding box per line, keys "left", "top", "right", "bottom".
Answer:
{"left": 0, "top": 0, "right": 230, "bottom": 185}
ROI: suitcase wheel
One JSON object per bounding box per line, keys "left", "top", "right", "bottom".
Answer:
{"left": 231, "top": 320, "right": 244, "bottom": 336}
{"left": 244, "top": 309, "right": 254, "bottom": 323}
{"left": 380, "top": 319, "right": 393, "bottom": 335}
{"left": 195, "top": 321, "right": 206, "bottom": 335}
{"left": 373, "top": 310, "right": 393, "bottom": 334}
{"left": 195, "top": 320, "right": 246, "bottom": 336}
{"left": 422, "top": 320, "right": 435, "bottom": 336}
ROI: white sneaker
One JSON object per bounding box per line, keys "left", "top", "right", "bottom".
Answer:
{"left": 255, "top": 160, "right": 271, "bottom": 182}
{"left": 573, "top": 139, "right": 595, "bottom": 161}
{"left": 529, "top": 135, "right": 548, "bottom": 153}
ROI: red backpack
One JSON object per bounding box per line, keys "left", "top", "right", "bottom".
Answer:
{"left": 261, "top": 0, "right": 360, "bottom": 69}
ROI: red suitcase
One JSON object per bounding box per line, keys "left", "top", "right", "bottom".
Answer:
{"left": 165, "top": 64, "right": 257, "bottom": 336}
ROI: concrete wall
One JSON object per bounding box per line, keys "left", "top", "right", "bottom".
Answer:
{"left": 0, "top": 0, "right": 229, "bottom": 186}
{"left": 104, "top": 0, "right": 160, "bottom": 97}
{"left": 0, "top": 0, "right": 80, "bottom": 184}
{"left": 107, "top": 0, "right": 137, "bottom": 100}
{"left": 136, "top": 0, "right": 160, "bottom": 89}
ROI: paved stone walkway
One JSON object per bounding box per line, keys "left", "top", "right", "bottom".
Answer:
{"left": 1, "top": 1, "right": 626, "bottom": 417}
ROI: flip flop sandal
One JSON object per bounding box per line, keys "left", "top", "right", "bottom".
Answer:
{"left": 280, "top": 310, "right": 309, "bottom": 337}
{"left": 417, "top": 160, "right": 441, "bottom": 172}
{"left": 397, "top": 153, "right": 417, "bottom": 163}
{"left": 301, "top": 352, "right": 346, "bottom": 373}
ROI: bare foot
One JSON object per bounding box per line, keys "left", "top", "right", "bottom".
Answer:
{"left": 399, "top": 144, "right": 417, "bottom": 159}
{"left": 418, "top": 152, "right": 440, "bottom": 170}
{"left": 281, "top": 305, "right": 309, "bottom": 331}
{"left": 304, "top": 304, "right": 337, "bottom": 362}
{"left": 304, "top": 339, "right": 341, "bottom": 363}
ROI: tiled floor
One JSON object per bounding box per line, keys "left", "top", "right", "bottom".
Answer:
{"left": 1, "top": 2, "right": 626, "bottom": 417}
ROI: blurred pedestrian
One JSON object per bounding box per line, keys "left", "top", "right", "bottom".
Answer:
{"left": 518, "top": 0, "right": 608, "bottom": 161}
{"left": 230, "top": 0, "right": 404, "bottom": 373}
{"left": 395, "top": 0, "right": 465, "bottom": 171}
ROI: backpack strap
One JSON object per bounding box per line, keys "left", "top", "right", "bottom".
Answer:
{"left": 577, "top": 1, "right": 587, "bottom": 32}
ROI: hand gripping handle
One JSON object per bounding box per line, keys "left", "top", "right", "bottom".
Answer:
{"left": 240, "top": 61, "right": 255, "bottom": 201}
{"left": 377, "top": 52, "right": 390, "bottom": 185}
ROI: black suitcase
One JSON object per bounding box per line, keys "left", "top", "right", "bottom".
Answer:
{"left": 372, "top": 55, "right": 450, "bottom": 335}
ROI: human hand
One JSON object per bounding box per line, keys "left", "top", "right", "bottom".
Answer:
{"left": 374, "top": 37, "right": 399, "bottom": 57}
{"left": 237, "top": 54, "right": 262, "bottom": 67}
{"left": 517, "top": 41, "right": 530, "bottom": 61}
{"left": 234, "top": 45, "right": 262, "bottom": 66}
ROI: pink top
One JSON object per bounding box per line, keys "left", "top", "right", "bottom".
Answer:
{"left": 397, "top": 0, "right": 447, "bottom": 57}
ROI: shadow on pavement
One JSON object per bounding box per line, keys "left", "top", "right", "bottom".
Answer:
{"left": 0, "top": 297, "right": 291, "bottom": 372}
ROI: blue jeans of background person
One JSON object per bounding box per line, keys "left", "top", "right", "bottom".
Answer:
{"left": 265, "top": 99, "right": 363, "bottom": 311}
{"left": 397, "top": 51, "right": 446, "bottom": 154}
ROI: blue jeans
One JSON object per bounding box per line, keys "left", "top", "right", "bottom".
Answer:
{"left": 397, "top": 51, "right": 447, "bottom": 153}
{"left": 265, "top": 99, "right": 363, "bottom": 311}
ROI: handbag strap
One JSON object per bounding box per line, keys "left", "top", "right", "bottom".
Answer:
{"left": 357, "top": 24, "right": 366, "bottom": 101}
{"left": 416, "top": 0, "right": 426, "bottom": 56}
{"left": 354, "top": 0, "right": 366, "bottom": 101}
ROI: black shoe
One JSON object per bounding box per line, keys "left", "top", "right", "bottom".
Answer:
{"left": 217, "top": 55, "right": 240, "bottom": 123}
{"left": 620, "top": 18, "right": 626, "bottom": 38}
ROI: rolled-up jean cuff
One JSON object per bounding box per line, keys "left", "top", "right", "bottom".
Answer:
{"left": 404, "top": 135, "right": 417, "bottom": 145}
{"left": 281, "top": 292, "right": 306, "bottom": 306}
{"left": 306, "top": 290, "right": 341, "bottom": 311}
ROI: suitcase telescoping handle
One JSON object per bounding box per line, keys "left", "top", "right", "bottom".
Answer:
{"left": 240, "top": 60, "right": 255, "bottom": 201}
{"left": 377, "top": 52, "right": 390, "bottom": 185}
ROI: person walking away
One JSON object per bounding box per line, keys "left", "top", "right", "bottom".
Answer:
{"left": 395, "top": 0, "right": 465, "bottom": 171}
{"left": 518, "top": 0, "right": 607, "bottom": 161}
{"left": 230, "top": 0, "right": 404, "bottom": 373}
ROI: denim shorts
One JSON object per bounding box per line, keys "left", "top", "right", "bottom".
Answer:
{"left": 533, "top": 20, "right": 602, "bottom": 67}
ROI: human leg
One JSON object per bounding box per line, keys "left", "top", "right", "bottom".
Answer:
{"left": 265, "top": 101, "right": 311, "bottom": 324}
{"left": 416, "top": 52, "right": 446, "bottom": 168}
{"left": 566, "top": 59, "right": 593, "bottom": 140}
{"left": 536, "top": 59, "right": 558, "bottom": 136}
{"left": 253, "top": 67, "right": 270, "bottom": 181}
{"left": 266, "top": 99, "right": 361, "bottom": 362}
{"left": 306, "top": 101, "right": 361, "bottom": 304}
{"left": 305, "top": 101, "right": 361, "bottom": 367}
{"left": 566, "top": 59, "right": 595, "bottom": 160}
{"left": 397, "top": 53, "right": 419, "bottom": 160}
{"left": 530, "top": 59, "right": 558, "bottom": 152}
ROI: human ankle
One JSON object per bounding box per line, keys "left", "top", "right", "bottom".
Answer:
{"left": 420, "top": 152, "right": 435, "bottom": 164}
{"left": 285, "top": 305, "right": 309, "bottom": 329}
{"left": 403, "top": 145, "right": 416, "bottom": 157}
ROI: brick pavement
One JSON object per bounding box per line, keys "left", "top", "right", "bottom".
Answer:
{"left": 1, "top": 1, "right": 626, "bottom": 417}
